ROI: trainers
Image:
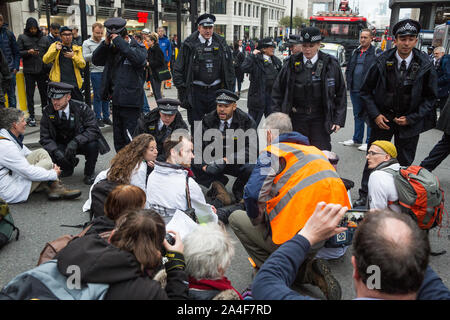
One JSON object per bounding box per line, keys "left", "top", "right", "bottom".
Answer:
{"left": 310, "top": 259, "right": 342, "bottom": 300}
{"left": 47, "top": 180, "right": 82, "bottom": 201}
{"left": 339, "top": 139, "right": 361, "bottom": 146}
{"left": 103, "top": 118, "right": 113, "bottom": 126}
{"left": 210, "top": 181, "right": 233, "bottom": 206}
{"left": 358, "top": 144, "right": 368, "bottom": 152}
{"left": 97, "top": 119, "right": 105, "bottom": 127}
{"left": 27, "top": 116, "right": 36, "bottom": 127}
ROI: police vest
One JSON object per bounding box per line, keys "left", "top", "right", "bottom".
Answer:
{"left": 292, "top": 59, "right": 324, "bottom": 115}
{"left": 192, "top": 40, "right": 222, "bottom": 85}
{"left": 264, "top": 142, "right": 351, "bottom": 244}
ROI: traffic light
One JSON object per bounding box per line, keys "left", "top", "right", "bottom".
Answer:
{"left": 50, "top": 0, "right": 59, "bottom": 15}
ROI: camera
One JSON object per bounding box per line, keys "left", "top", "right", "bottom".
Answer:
{"left": 339, "top": 209, "right": 367, "bottom": 228}
{"left": 61, "top": 45, "right": 72, "bottom": 53}
{"left": 165, "top": 233, "right": 175, "bottom": 246}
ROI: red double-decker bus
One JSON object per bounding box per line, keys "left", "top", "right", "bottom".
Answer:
{"left": 310, "top": 12, "right": 368, "bottom": 62}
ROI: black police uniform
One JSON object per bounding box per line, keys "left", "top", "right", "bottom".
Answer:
{"left": 39, "top": 82, "right": 110, "bottom": 184}
{"left": 241, "top": 38, "right": 282, "bottom": 127}
{"left": 354, "top": 19, "right": 438, "bottom": 206}
{"left": 192, "top": 89, "right": 257, "bottom": 202}
{"left": 173, "top": 14, "right": 235, "bottom": 133}
{"left": 272, "top": 27, "right": 347, "bottom": 151}
{"left": 133, "top": 98, "right": 189, "bottom": 162}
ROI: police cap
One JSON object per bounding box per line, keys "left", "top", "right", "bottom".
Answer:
{"left": 258, "top": 37, "right": 276, "bottom": 49}
{"left": 104, "top": 17, "right": 127, "bottom": 34}
{"left": 216, "top": 89, "right": 239, "bottom": 105}
{"left": 48, "top": 82, "right": 74, "bottom": 99}
{"left": 197, "top": 13, "right": 216, "bottom": 27}
{"left": 288, "top": 34, "right": 301, "bottom": 45}
{"left": 392, "top": 19, "right": 421, "bottom": 37}
{"left": 299, "top": 27, "right": 323, "bottom": 43}
{"left": 157, "top": 98, "right": 180, "bottom": 115}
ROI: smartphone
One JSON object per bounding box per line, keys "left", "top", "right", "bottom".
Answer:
{"left": 339, "top": 209, "right": 368, "bottom": 228}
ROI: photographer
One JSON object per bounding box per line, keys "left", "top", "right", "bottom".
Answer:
{"left": 252, "top": 203, "right": 450, "bottom": 300}
{"left": 42, "top": 26, "right": 85, "bottom": 101}
{"left": 92, "top": 18, "right": 147, "bottom": 152}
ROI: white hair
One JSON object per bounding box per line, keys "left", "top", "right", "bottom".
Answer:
{"left": 434, "top": 46, "right": 445, "bottom": 53}
{"left": 183, "top": 223, "right": 235, "bottom": 280}
{"left": 263, "top": 112, "right": 293, "bottom": 139}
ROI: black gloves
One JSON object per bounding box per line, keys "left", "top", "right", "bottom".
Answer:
{"left": 54, "top": 150, "right": 66, "bottom": 162}
{"left": 205, "top": 159, "right": 226, "bottom": 176}
{"left": 65, "top": 140, "right": 78, "bottom": 159}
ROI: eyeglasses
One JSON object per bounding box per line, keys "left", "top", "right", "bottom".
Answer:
{"left": 367, "top": 151, "right": 386, "bottom": 156}
{"left": 61, "top": 33, "right": 72, "bottom": 37}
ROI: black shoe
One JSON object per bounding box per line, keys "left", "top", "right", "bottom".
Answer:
{"left": 27, "top": 116, "right": 36, "bottom": 127}
{"left": 353, "top": 196, "right": 367, "bottom": 208}
{"left": 83, "top": 174, "right": 95, "bottom": 185}
{"left": 103, "top": 118, "right": 113, "bottom": 126}
{"left": 97, "top": 119, "right": 105, "bottom": 127}
{"left": 60, "top": 169, "right": 74, "bottom": 178}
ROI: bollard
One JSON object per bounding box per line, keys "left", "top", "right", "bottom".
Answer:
{"left": 5, "top": 71, "right": 28, "bottom": 116}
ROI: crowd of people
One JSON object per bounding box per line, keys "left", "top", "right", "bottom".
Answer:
{"left": 0, "top": 12, "right": 450, "bottom": 301}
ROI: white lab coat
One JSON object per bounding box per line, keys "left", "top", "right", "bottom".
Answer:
{"left": 0, "top": 129, "right": 57, "bottom": 203}
{"left": 146, "top": 163, "right": 207, "bottom": 212}
{"left": 368, "top": 162, "right": 402, "bottom": 213}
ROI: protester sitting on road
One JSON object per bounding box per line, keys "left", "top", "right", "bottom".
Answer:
{"left": 82, "top": 133, "right": 158, "bottom": 217}
{"left": 229, "top": 112, "right": 351, "bottom": 300}
{"left": 252, "top": 203, "right": 450, "bottom": 300}
{"left": 56, "top": 209, "right": 189, "bottom": 300}
{"left": 0, "top": 107, "right": 81, "bottom": 203}
{"left": 183, "top": 223, "right": 241, "bottom": 300}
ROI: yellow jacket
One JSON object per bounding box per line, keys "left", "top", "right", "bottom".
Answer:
{"left": 42, "top": 42, "right": 86, "bottom": 89}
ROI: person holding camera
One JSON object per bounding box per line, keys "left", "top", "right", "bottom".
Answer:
{"left": 17, "top": 17, "right": 50, "bottom": 127}
{"left": 42, "top": 26, "right": 85, "bottom": 102}
{"left": 92, "top": 17, "right": 147, "bottom": 152}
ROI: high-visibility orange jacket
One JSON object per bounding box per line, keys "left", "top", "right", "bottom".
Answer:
{"left": 264, "top": 142, "right": 351, "bottom": 244}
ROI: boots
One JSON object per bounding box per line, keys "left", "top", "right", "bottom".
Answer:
{"left": 303, "top": 258, "right": 342, "bottom": 300}
{"left": 208, "top": 181, "right": 233, "bottom": 206}
{"left": 46, "top": 180, "right": 82, "bottom": 201}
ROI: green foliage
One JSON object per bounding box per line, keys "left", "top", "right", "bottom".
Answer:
{"left": 278, "top": 15, "right": 308, "bottom": 28}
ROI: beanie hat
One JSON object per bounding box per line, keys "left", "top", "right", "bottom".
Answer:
{"left": 371, "top": 140, "right": 397, "bottom": 158}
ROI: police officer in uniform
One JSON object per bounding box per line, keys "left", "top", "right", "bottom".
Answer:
{"left": 39, "top": 82, "right": 110, "bottom": 185}
{"left": 353, "top": 19, "right": 438, "bottom": 207}
{"left": 272, "top": 27, "right": 347, "bottom": 151}
{"left": 173, "top": 13, "right": 235, "bottom": 133}
{"left": 134, "top": 98, "right": 189, "bottom": 162}
{"left": 192, "top": 89, "right": 257, "bottom": 204}
{"left": 241, "top": 37, "right": 282, "bottom": 126}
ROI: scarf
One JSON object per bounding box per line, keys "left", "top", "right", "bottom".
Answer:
{"left": 188, "top": 276, "right": 243, "bottom": 300}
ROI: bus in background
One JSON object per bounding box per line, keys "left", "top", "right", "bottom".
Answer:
{"left": 432, "top": 21, "right": 450, "bottom": 54}
{"left": 310, "top": 12, "right": 368, "bottom": 62}
{"left": 416, "top": 30, "right": 435, "bottom": 54}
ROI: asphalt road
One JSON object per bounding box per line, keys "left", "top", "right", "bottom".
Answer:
{"left": 1, "top": 89, "right": 449, "bottom": 300}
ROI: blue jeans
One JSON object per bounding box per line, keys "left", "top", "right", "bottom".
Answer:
{"left": 350, "top": 91, "right": 370, "bottom": 144}
{"left": 142, "top": 90, "right": 150, "bottom": 114}
{"left": 6, "top": 71, "right": 16, "bottom": 108}
{"left": 91, "top": 72, "right": 110, "bottom": 120}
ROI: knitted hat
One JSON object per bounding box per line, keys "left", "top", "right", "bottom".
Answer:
{"left": 371, "top": 140, "right": 397, "bottom": 158}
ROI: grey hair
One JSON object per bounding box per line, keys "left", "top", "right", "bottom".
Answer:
{"left": 183, "top": 223, "right": 235, "bottom": 280}
{"left": 0, "top": 108, "right": 24, "bottom": 130}
{"left": 263, "top": 112, "right": 293, "bottom": 137}
{"left": 434, "top": 46, "right": 445, "bottom": 53}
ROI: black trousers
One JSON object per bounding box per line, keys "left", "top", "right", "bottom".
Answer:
{"left": 70, "top": 87, "right": 84, "bottom": 102}
{"left": 51, "top": 140, "right": 99, "bottom": 176}
{"left": 112, "top": 105, "right": 141, "bottom": 152}
{"left": 358, "top": 125, "right": 420, "bottom": 199}
{"left": 420, "top": 133, "right": 450, "bottom": 172}
{"left": 188, "top": 85, "right": 220, "bottom": 133}
{"left": 291, "top": 113, "right": 331, "bottom": 151}
{"left": 24, "top": 73, "right": 48, "bottom": 117}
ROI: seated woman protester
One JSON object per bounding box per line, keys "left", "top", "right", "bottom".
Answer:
{"left": 56, "top": 209, "right": 189, "bottom": 300}
{"left": 183, "top": 223, "right": 242, "bottom": 300}
{"left": 83, "top": 134, "right": 158, "bottom": 218}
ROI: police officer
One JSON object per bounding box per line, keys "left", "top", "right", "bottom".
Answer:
{"left": 134, "top": 98, "right": 189, "bottom": 162}
{"left": 92, "top": 17, "right": 147, "bottom": 152}
{"left": 353, "top": 19, "right": 438, "bottom": 207}
{"left": 173, "top": 13, "right": 235, "bottom": 133}
{"left": 39, "top": 82, "right": 110, "bottom": 185}
{"left": 286, "top": 34, "right": 302, "bottom": 57}
{"left": 272, "top": 27, "right": 347, "bottom": 151}
{"left": 241, "top": 37, "right": 282, "bottom": 126}
{"left": 192, "top": 89, "right": 257, "bottom": 204}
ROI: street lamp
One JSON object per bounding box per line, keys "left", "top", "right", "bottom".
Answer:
{"left": 289, "top": 0, "right": 293, "bottom": 36}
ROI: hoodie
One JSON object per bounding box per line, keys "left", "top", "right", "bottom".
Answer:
{"left": 17, "top": 18, "right": 50, "bottom": 74}
{"left": 56, "top": 233, "right": 189, "bottom": 300}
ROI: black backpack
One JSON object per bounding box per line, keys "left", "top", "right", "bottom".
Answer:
{"left": 0, "top": 197, "right": 19, "bottom": 249}
{"left": 90, "top": 179, "right": 120, "bottom": 219}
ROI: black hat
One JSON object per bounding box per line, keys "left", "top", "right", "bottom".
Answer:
{"left": 288, "top": 34, "right": 301, "bottom": 45}
{"left": 157, "top": 98, "right": 180, "bottom": 115}
{"left": 299, "top": 27, "right": 323, "bottom": 43}
{"left": 216, "top": 89, "right": 239, "bottom": 104}
{"left": 197, "top": 13, "right": 216, "bottom": 27}
{"left": 258, "top": 37, "right": 276, "bottom": 49}
{"left": 392, "top": 19, "right": 421, "bottom": 37}
{"left": 104, "top": 17, "right": 127, "bottom": 34}
{"left": 59, "top": 26, "right": 72, "bottom": 34}
{"left": 48, "top": 82, "right": 74, "bottom": 99}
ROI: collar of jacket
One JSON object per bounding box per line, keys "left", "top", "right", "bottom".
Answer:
{"left": 272, "top": 131, "right": 310, "bottom": 146}
{"left": 184, "top": 31, "right": 226, "bottom": 48}
{"left": 154, "top": 161, "right": 194, "bottom": 177}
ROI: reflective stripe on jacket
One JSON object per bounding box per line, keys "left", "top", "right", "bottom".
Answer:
{"left": 264, "top": 142, "right": 351, "bottom": 244}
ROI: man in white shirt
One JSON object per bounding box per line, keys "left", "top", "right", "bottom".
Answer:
{"left": 0, "top": 108, "right": 81, "bottom": 203}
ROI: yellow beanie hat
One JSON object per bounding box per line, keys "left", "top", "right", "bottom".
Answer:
{"left": 371, "top": 140, "right": 397, "bottom": 158}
